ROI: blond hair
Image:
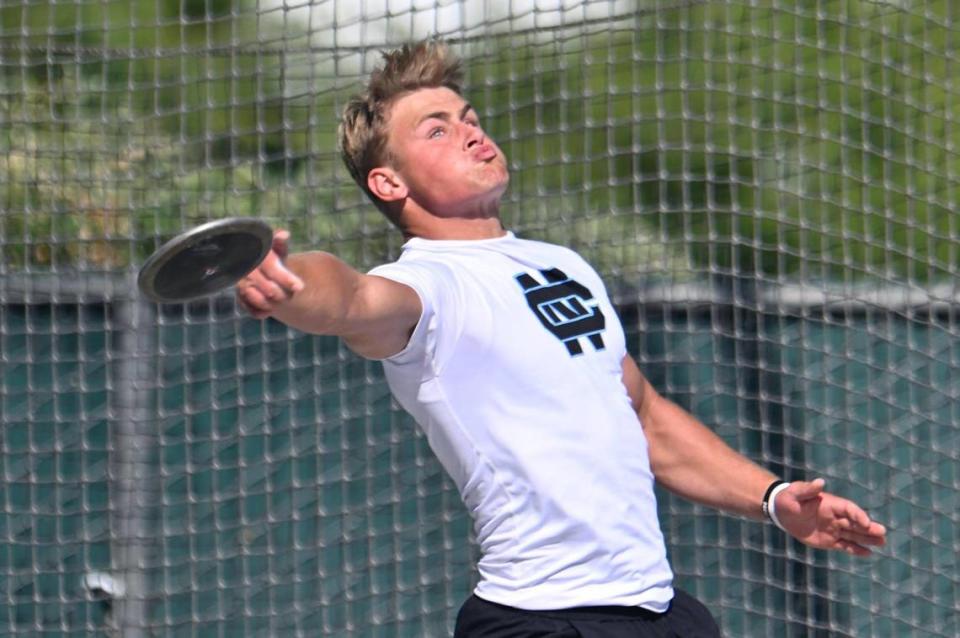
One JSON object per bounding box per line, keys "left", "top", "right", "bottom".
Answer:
{"left": 338, "top": 40, "right": 464, "bottom": 218}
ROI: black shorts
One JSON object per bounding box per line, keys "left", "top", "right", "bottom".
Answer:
{"left": 453, "top": 589, "right": 722, "bottom": 638}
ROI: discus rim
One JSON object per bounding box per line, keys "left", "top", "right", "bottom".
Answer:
{"left": 137, "top": 217, "right": 274, "bottom": 304}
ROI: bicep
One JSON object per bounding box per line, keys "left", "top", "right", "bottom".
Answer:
{"left": 341, "top": 274, "right": 423, "bottom": 359}
{"left": 621, "top": 354, "right": 664, "bottom": 425}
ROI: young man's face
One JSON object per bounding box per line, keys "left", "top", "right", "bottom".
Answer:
{"left": 381, "top": 86, "right": 509, "bottom": 218}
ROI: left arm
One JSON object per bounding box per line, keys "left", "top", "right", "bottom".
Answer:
{"left": 622, "top": 355, "right": 886, "bottom": 556}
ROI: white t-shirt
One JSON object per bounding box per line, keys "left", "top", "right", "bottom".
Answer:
{"left": 369, "top": 232, "right": 674, "bottom": 612}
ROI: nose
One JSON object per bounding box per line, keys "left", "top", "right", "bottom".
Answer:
{"left": 463, "top": 122, "right": 484, "bottom": 149}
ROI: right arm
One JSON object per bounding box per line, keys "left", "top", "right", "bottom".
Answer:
{"left": 236, "top": 230, "right": 422, "bottom": 359}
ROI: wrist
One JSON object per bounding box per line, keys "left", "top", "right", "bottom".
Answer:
{"left": 761, "top": 480, "right": 791, "bottom": 531}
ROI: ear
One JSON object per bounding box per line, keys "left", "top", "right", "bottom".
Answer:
{"left": 367, "top": 167, "right": 408, "bottom": 203}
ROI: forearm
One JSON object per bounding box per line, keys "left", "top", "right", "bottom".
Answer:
{"left": 641, "top": 394, "right": 777, "bottom": 520}
{"left": 268, "top": 251, "right": 363, "bottom": 336}
{"left": 622, "top": 358, "right": 886, "bottom": 553}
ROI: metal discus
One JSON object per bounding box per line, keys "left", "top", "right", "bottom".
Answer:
{"left": 137, "top": 217, "right": 274, "bottom": 303}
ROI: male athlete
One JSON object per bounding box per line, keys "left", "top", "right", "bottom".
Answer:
{"left": 236, "top": 41, "right": 886, "bottom": 637}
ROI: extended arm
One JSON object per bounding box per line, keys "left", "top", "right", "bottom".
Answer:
{"left": 236, "top": 230, "right": 421, "bottom": 359}
{"left": 622, "top": 355, "right": 886, "bottom": 556}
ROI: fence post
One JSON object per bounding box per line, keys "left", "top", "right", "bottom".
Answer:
{"left": 109, "top": 275, "right": 156, "bottom": 638}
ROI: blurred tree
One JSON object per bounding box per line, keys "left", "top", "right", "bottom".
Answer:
{"left": 0, "top": 0, "right": 342, "bottom": 269}
{"left": 1, "top": 0, "right": 957, "bottom": 284}
{"left": 0, "top": 0, "right": 313, "bottom": 163}
{"left": 472, "top": 1, "right": 959, "bottom": 284}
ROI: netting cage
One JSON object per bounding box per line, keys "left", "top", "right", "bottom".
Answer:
{"left": 1, "top": 1, "right": 958, "bottom": 636}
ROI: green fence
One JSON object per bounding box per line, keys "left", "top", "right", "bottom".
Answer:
{"left": 2, "top": 282, "right": 956, "bottom": 636}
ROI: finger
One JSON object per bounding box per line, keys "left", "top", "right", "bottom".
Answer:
{"left": 851, "top": 521, "right": 887, "bottom": 543}
{"left": 272, "top": 229, "right": 291, "bottom": 260}
{"left": 238, "top": 297, "right": 270, "bottom": 319}
{"left": 236, "top": 284, "right": 272, "bottom": 315}
{"left": 830, "top": 514, "right": 886, "bottom": 544}
{"left": 259, "top": 251, "right": 304, "bottom": 294}
{"left": 789, "top": 478, "right": 826, "bottom": 502}
{"left": 836, "top": 499, "right": 880, "bottom": 532}
{"left": 838, "top": 526, "right": 887, "bottom": 546}
{"left": 247, "top": 268, "right": 290, "bottom": 302}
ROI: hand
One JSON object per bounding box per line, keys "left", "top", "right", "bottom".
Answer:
{"left": 236, "top": 229, "right": 305, "bottom": 318}
{"left": 774, "top": 478, "right": 887, "bottom": 557}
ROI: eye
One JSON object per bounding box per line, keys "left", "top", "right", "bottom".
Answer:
{"left": 429, "top": 126, "right": 445, "bottom": 139}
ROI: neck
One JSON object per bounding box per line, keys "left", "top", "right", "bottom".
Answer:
{"left": 398, "top": 203, "right": 506, "bottom": 241}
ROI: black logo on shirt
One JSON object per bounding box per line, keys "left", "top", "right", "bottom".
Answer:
{"left": 515, "top": 268, "right": 606, "bottom": 356}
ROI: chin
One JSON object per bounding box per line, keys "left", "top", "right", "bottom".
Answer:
{"left": 493, "top": 172, "right": 510, "bottom": 194}
{"left": 482, "top": 164, "right": 510, "bottom": 190}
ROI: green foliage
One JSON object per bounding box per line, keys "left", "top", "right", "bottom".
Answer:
{"left": 471, "top": 1, "right": 960, "bottom": 283}
{"left": 0, "top": 0, "right": 312, "bottom": 162}
{"left": 0, "top": 0, "right": 355, "bottom": 270}
{"left": 1, "top": 0, "right": 958, "bottom": 283}
{"left": 0, "top": 88, "right": 348, "bottom": 270}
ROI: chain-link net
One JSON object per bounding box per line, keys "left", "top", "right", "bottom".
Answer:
{"left": 1, "top": 1, "right": 958, "bottom": 636}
